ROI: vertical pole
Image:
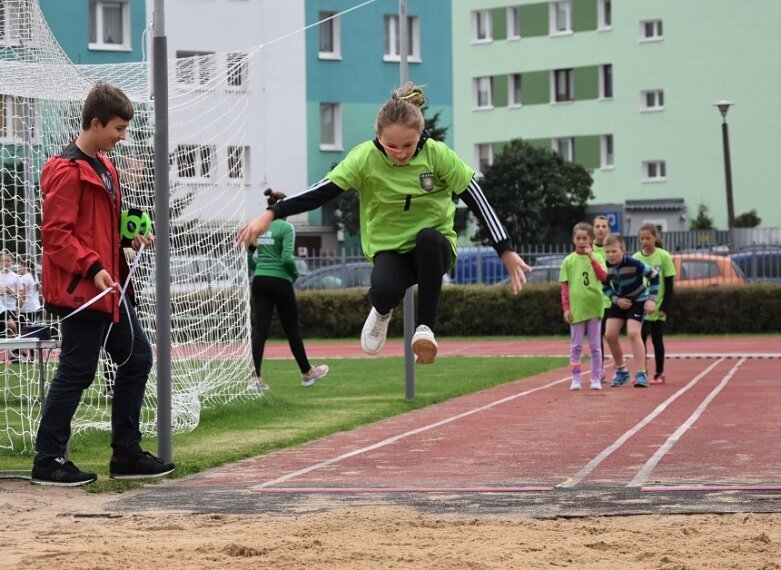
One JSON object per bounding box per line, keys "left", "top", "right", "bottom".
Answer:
{"left": 152, "top": 0, "right": 172, "bottom": 462}
{"left": 399, "top": 0, "right": 415, "bottom": 401}
{"left": 721, "top": 119, "right": 735, "bottom": 229}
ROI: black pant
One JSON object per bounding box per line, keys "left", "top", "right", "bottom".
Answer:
{"left": 641, "top": 320, "right": 666, "bottom": 375}
{"left": 369, "top": 228, "right": 452, "bottom": 330}
{"left": 252, "top": 276, "right": 310, "bottom": 376}
{"left": 35, "top": 301, "right": 153, "bottom": 460}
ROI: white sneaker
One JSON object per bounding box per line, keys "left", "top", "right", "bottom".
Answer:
{"left": 570, "top": 380, "right": 582, "bottom": 390}
{"left": 361, "top": 308, "right": 392, "bottom": 355}
{"left": 590, "top": 379, "right": 602, "bottom": 390}
{"left": 302, "top": 364, "right": 329, "bottom": 387}
{"left": 411, "top": 324, "right": 438, "bottom": 365}
{"left": 247, "top": 377, "right": 270, "bottom": 391}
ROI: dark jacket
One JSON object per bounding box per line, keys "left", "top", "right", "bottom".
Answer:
{"left": 40, "top": 147, "right": 132, "bottom": 322}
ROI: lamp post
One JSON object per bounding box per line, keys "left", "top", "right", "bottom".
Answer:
{"left": 713, "top": 100, "right": 735, "bottom": 229}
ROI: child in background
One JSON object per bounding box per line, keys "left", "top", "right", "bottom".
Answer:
{"left": 592, "top": 215, "right": 612, "bottom": 382}
{"left": 633, "top": 223, "right": 676, "bottom": 385}
{"left": 560, "top": 223, "right": 608, "bottom": 390}
{"left": 602, "top": 234, "right": 660, "bottom": 388}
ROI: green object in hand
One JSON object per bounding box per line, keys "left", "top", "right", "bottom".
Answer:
{"left": 121, "top": 209, "right": 153, "bottom": 240}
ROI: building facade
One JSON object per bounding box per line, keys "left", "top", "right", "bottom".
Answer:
{"left": 452, "top": 0, "right": 781, "bottom": 231}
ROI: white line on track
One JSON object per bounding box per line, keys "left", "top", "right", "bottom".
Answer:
{"left": 251, "top": 372, "right": 572, "bottom": 490}
{"left": 627, "top": 358, "right": 746, "bottom": 487}
{"left": 557, "top": 358, "right": 725, "bottom": 489}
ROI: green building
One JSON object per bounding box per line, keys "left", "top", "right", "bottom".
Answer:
{"left": 452, "top": 0, "right": 781, "bottom": 232}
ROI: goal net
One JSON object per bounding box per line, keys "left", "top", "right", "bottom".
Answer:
{"left": 1, "top": 0, "right": 253, "bottom": 454}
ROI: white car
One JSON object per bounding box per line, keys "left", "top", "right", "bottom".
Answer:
{"left": 139, "top": 255, "right": 243, "bottom": 297}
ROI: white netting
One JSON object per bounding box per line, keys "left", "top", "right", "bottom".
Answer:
{"left": 1, "top": 0, "right": 254, "bottom": 453}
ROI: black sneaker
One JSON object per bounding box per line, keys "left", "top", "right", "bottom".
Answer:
{"left": 30, "top": 457, "right": 97, "bottom": 487}
{"left": 109, "top": 451, "right": 175, "bottom": 480}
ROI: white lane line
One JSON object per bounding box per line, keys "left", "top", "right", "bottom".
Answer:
{"left": 251, "top": 373, "right": 571, "bottom": 489}
{"left": 628, "top": 358, "right": 746, "bottom": 487}
{"left": 557, "top": 358, "right": 725, "bottom": 489}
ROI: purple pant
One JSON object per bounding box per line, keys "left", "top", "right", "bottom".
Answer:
{"left": 569, "top": 318, "right": 603, "bottom": 380}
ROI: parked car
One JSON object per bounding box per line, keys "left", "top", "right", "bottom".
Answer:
{"left": 295, "top": 261, "right": 452, "bottom": 290}
{"left": 141, "top": 255, "right": 243, "bottom": 296}
{"left": 671, "top": 253, "right": 746, "bottom": 287}
{"left": 452, "top": 247, "right": 508, "bottom": 285}
{"left": 730, "top": 249, "right": 781, "bottom": 283}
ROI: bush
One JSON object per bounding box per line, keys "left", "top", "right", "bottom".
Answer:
{"left": 263, "top": 283, "right": 781, "bottom": 338}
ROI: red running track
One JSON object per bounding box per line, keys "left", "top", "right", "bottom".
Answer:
{"left": 172, "top": 342, "right": 781, "bottom": 494}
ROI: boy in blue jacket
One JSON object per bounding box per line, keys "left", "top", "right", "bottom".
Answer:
{"left": 602, "top": 234, "right": 659, "bottom": 388}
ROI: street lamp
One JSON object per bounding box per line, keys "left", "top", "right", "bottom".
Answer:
{"left": 713, "top": 100, "right": 735, "bottom": 228}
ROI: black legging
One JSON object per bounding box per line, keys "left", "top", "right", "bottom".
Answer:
{"left": 369, "top": 228, "right": 452, "bottom": 330}
{"left": 251, "top": 276, "right": 311, "bottom": 376}
{"left": 641, "top": 320, "right": 666, "bottom": 375}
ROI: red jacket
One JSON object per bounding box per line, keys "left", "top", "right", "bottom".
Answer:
{"left": 41, "top": 146, "right": 132, "bottom": 322}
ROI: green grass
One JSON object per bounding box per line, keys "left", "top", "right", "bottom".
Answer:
{"left": 0, "top": 355, "right": 566, "bottom": 491}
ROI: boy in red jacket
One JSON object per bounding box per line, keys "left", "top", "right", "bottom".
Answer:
{"left": 32, "top": 83, "right": 174, "bottom": 486}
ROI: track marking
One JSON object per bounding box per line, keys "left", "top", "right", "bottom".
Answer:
{"left": 628, "top": 358, "right": 745, "bottom": 487}
{"left": 642, "top": 484, "right": 781, "bottom": 492}
{"left": 557, "top": 358, "right": 725, "bottom": 489}
{"left": 251, "top": 373, "right": 572, "bottom": 490}
{"left": 254, "top": 486, "right": 554, "bottom": 493}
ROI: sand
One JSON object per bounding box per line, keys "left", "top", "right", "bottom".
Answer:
{"left": 1, "top": 480, "right": 779, "bottom": 569}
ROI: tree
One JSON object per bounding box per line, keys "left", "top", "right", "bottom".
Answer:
{"left": 689, "top": 203, "right": 714, "bottom": 230}
{"left": 473, "top": 139, "right": 593, "bottom": 247}
{"left": 334, "top": 106, "right": 451, "bottom": 239}
{"left": 734, "top": 209, "right": 761, "bottom": 228}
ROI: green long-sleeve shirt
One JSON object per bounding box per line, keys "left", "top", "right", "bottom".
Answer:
{"left": 248, "top": 218, "right": 300, "bottom": 283}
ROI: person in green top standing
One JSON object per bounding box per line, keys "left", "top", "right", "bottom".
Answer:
{"left": 247, "top": 189, "right": 329, "bottom": 391}
{"left": 633, "top": 223, "right": 676, "bottom": 385}
{"left": 592, "top": 214, "right": 611, "bottom": 383}
{"left": 559, "top": 223, "right": 608, "bottom": 390}
{"left": 238, "top": 82, "right": 530, "bottom": 365}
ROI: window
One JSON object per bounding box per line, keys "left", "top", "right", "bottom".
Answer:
{"left": 509, "top": 73, "right": 522, "bottom": 106}
{"left": 507, "top": 6, "right": 521, "bottom": 39}
{"left": 226, "top": 53, "right": 248, "bottom": 87}
{"left": 89, "top": 0, "right": 130, "bottom": 50}
{"left": 642, "top": 160, "right": 666, "bottom": 181}
{"left": 228, "top": 146, "right": 248, "bottom": 180}
{"left": 640, "top": 19, "right": 663, "bottom": 41}
{"left": 598, "top": 0, "right": 612, "bottom": 30}
{"left": 384, "top": 15, "right": 420, "bottom": 61}
{"left": 600, "top": 64, "right": 613, "bottom": 99}
{"left": 0, "top": 95, "right": 39, "bottom": 142}
{"left": 176, "top": 51, "right": 215, "bottom": 85}
{"left": 0, "top": 0, "right": 21, "bottom": 44}
{"left": 472, "top": 9, "right": 492, "bottom": 42}
{"left": 318, "top": 11, "right": 340, "bottom": 58}
{"left": 553, "top": 137, "right": 574, "bottom": 162}
{"left": 600, "top": 135, "right": 614, "bottom": 168}
{"left": 476, "top": 143, "right": 493, "bottom": 175}
{"left": 641, "top": 89, "right": 664, "bottom": 111}
{"left": 175, "top": 145, "right": 214, "bottom": 179}
{"left": 552, "top": 68, "right": 573, "bottom": 102}
{"left": 474, "top": 77, "right": 493, "bottom": 109}
{"left": 550, "top": 1, "right": 572, "bottom": 35}
{"left": 320, "top": 103, "right": 342, "bottom": 150}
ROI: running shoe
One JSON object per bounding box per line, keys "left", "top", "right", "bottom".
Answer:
{"left": 611, "top": 369, "right": 631, "bottom": 387}
{"left": 570, "top": 379, "right": 582, "bottom": 390}
{"left": 411, "top": 324, "right": 438, "bottom": 365}
{"left": 360, "top": 308, "right": 392, "bottom": 355}
{"left": 634, "top": 371, "right": 649, "bottom": 388}
{"left": 302, "top": 364, "right": 329, "bottom": 387}
{"left": 650, "top": 373, "right": 666, "bottom": 385}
